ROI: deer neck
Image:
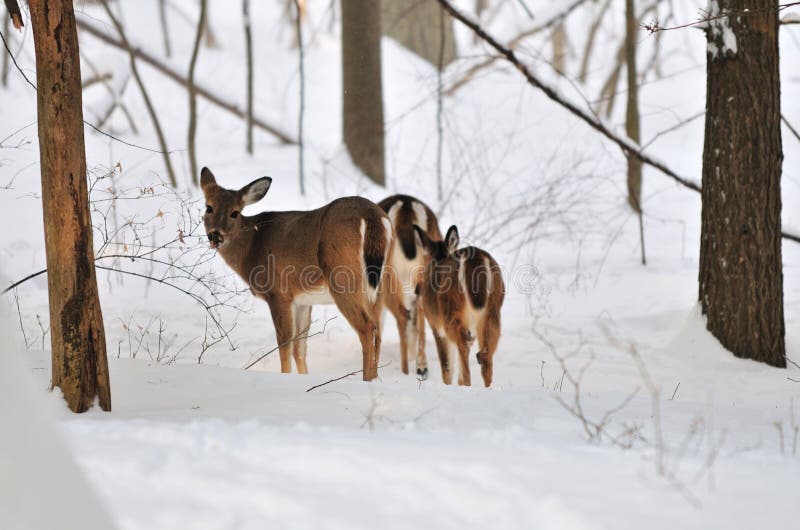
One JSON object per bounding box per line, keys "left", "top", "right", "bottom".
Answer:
{"left": 216, "top": 215, "right": 264, "bottom": 283}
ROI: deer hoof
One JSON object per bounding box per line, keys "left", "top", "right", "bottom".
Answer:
{"left": 416, "top": 367, "right": 429, "bottom": 381}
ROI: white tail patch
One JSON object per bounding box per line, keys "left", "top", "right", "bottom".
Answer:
{"left": 459, "top": 255, "right": 485, "bottom": 337}
{"left": 411, "top": 201, "right": 428, "bottom": 231}
{"left": 387, "top": 201, "right": 402, "bottom": 225}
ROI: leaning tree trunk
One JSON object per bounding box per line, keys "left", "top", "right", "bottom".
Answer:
{"left": 29, "top": 0, "right": 112, "bottom": 411}
{"left": 341, "top": 0, "right": 385, "bottom": 185}
{"left": 699, "top": 0, "right": 785, "bottom": 367}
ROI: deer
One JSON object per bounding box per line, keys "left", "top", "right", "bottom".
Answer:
{"left": 200, "top": 167, "right": 392, "bottom": 380}
{"left": 413, "top": 225, "right": 505, "bottom": 387}
{"left": 377, "top": 194, "right": 442, "bottom": 380}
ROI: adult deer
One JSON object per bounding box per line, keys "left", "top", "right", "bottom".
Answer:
{"left": 414, "top": 225, "right": 505, "bottom": 387}
{"left": 200, "top": 167, "right": 392, "bottom": 380}
{"left": 378, "top": 194, "right": 442, "bottom": 379}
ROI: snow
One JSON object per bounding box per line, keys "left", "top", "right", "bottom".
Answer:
{"left": 2, "top": 1, "right": 800, "bottom": 529}
{"left": 706, "top": 1, "right": 738, "bottom": 59}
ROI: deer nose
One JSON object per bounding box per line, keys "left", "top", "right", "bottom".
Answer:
{"left": 208, "top": 231, "right": 223, "bottom": 248}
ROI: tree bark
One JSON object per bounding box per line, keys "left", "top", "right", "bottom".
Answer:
{"left": 29, "top": 0, "right": 111, "bottom": 412}
{"left": 341, "top": 0, "right": 385, "bottom": 185}
{"left": 699, "top": 0, "right": 785, "bottom": 367}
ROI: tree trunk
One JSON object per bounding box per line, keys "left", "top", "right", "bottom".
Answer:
{"left": 381, "top": 0, "right": 456, "bottom": 69}
{"left": 188, "top": 0, "right": 207, "bottom": 184}
{"left": 29, "top": 0, "right": 111, "bottom": 412}
{"left": 624, "top": 0, "right": 642, "bottom": 214}
{"left": 699, "top": 0, "right": 785, "bottom": 367}
{"left": 243, "top": 0, "right": 254, "bottom": 154}
{"left": 341, "top": 0, "right": 385, "bottom": 185}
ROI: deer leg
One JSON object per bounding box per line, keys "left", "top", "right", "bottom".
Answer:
{"left": 392, "top": 304, "right": 411, "bottom": 375}
{"left": 331, "top": 293, "right": 380, "bottom": 381}
{"left": 477, "top": 316, "right": 500, "bottom": 388}
{"left": 432, "top": 329, "right": 453, "bottom": 385}
{"left": 454, "top": 326, "right": 474, "bottom": 386}
{"left": 292, "top": 304, "right": 311, "bottom": 374}
{"left": 412, "top": 295, "right": 428, "bottom": 380}
{"left": 267, "top": 298, "right": 295, "bottom": 374}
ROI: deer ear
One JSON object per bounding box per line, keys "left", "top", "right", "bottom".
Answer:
{"left": 240, "top": 177, "right": 272, "bottom": 205}
{"left": 200, "top": 167, "right": 216, "bottom": 190}
{"left": 413, "top": 224, "right": 430, "bottom": 251}
{"left": 445, "top": 225, "right": 459, "bottom": 254}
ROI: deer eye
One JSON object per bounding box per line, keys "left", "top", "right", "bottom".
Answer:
{"left": 230, "top": 211, "right": 240, "bottom": 219}
{"left": 205, "top": 205, "right": 213, "bottom": 214}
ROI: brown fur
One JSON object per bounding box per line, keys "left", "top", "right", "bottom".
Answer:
{"left": 201, "top": 167, "right": 390, "bottom": 380}
{"left": 414, "top": 226, "right": 505, "bottom": 387}
{"left": 378, "top": 195, "right": 442, "bottom": 378}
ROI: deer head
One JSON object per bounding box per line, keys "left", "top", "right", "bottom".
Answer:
{"left": 413, "top": 224, "right": 459, "bottom": 262}
{"left": 200, "top": 167, "right": 271, "bottom": 249}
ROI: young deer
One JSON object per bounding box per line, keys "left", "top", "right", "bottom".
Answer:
{"left": 413, "top": 225, "right": 504, "bottom": 387}
{"left": 378, "top": 195, "right": 442, "bottom": 380}
{"left": 200, "top": 167, "right": 392, "bottom": 380}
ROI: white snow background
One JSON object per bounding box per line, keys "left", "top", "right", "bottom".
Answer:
{"left": 1, "top": 0, "right": 800, "bottom": 529}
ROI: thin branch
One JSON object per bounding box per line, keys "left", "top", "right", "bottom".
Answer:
{"left": 306, "top": 360, "right": 392, "bottom": 393}
{"left": 643, "top": 2, "right": 800, "bottom": 33}
{"left": 243, "top": 317, "right": 336, "bottom": 370}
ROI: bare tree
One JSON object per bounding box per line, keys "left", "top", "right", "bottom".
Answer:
{"left": 243, "top": 0, "right": 253, "bottom": 154}
{"left": 699, "top": 0, "right": 785, "bottom": 367}
{"left": 77, "top": 16, "right": 296, "bottom": 145}
{"left": 29, "top": 0, "right": 111, "bottom": 412}
{"left": 159, "top": 0, "right": 171, "bottom": 58}
{"left": 625, "top": 0, "right": 645, "bottom": 264}
{"left": 188, "top": 0, "right": 207, "bottom": 184}
{"left": 100, "top": 1, "right": 177, "bottom": 187}
{"left": 341, "top": 0, "right": 385, "bottom": 185}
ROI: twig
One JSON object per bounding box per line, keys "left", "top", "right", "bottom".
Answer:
{"left": 12, "top": 288, "right": 32, "bottom": 348}
{"left": 306, "top": 360, "right": 392, "bottom": 393}
{"left": 669, "top": 381, "right": 680, "bottom": 401}
{"left": 642, "top": 2, "right": 800, "bottom": 33}
{"left": 243, "top": 316, "right": 336, "bottom": 370}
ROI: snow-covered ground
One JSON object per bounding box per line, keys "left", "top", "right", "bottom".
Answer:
{"left": 2, "top": 1, "right": 800, "bottom": 528}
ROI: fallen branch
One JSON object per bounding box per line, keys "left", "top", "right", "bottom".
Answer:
{"left": 306, "top": 360, "right": 392, "bottom": 392}
{"left": 76, "top": 15, "right": 296, "bottom": 145}
{"left": 436, "top": 0, "right": 800, "bottom": 245}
